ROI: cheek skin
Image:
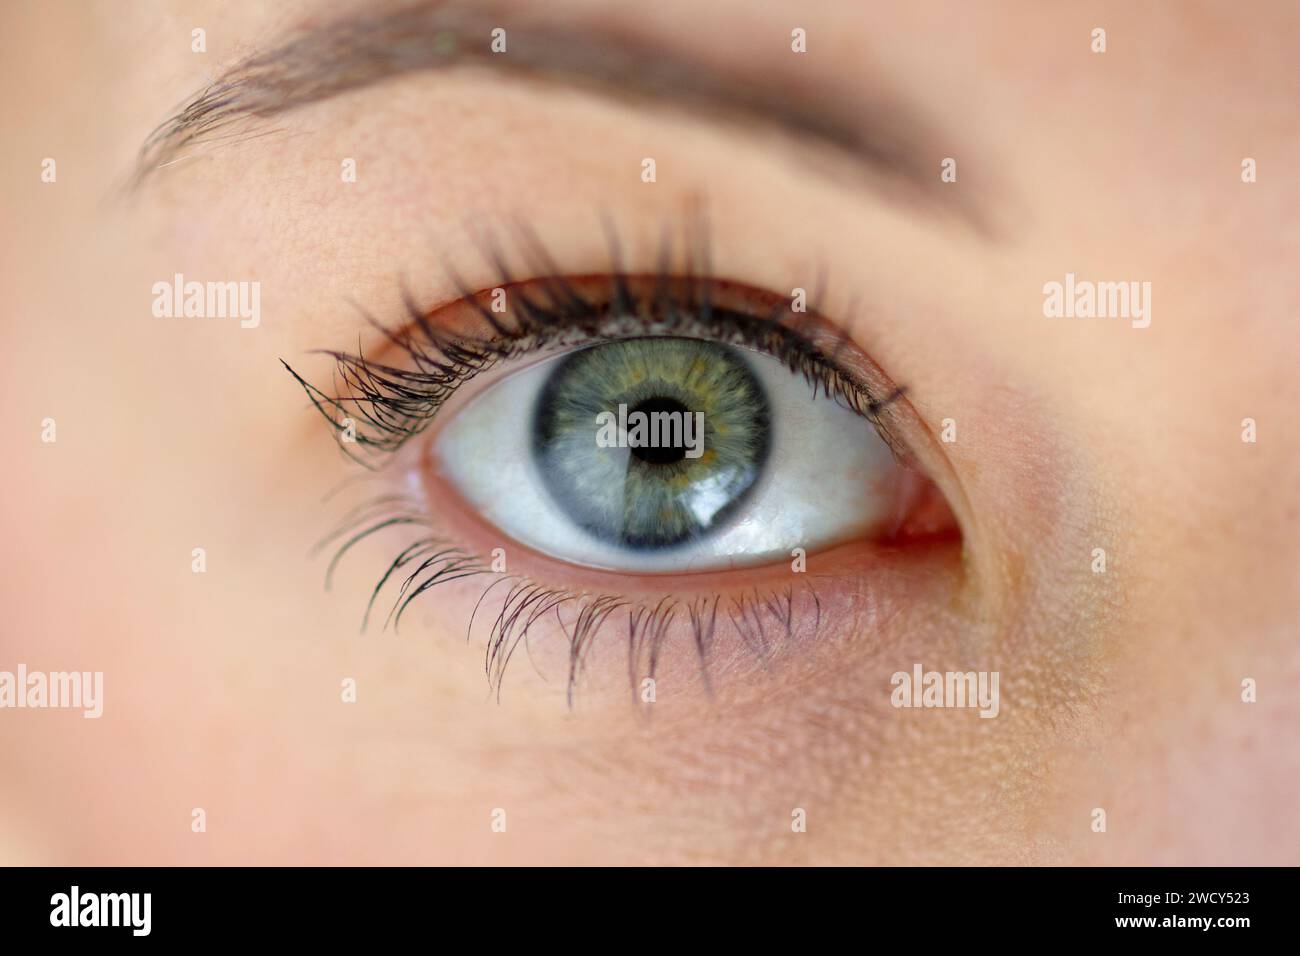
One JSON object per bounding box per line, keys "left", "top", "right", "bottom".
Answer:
{"left": 395, "top": 400, "right": 1087, "bottom": 863}
{"left": 342, "top": 501, "right": 976, "bottom": 862}
{"left": 452, "top": 539, "right": 998, "bottom": 865}
{"left": 300, "top": 402, "right": 984, "bottom": 863}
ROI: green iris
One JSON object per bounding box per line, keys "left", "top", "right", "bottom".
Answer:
{"left": 532, "top": 337, "right": 771, "bottom": 550}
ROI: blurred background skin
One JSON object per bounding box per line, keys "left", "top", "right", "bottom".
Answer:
{"left": 1, "top": 0, "right": 1297, "bottom": 865}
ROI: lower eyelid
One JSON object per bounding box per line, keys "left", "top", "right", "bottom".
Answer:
{"left": 339, "top": 471, "right": 964, "bottom": 704}
{"left": 423, "top": 454, "right": 957, "bottom": 593}
{"left": 303, "top": 394, "right": 963, "bottom": 707}
{"left": 380, "top": 437, "right": 955, "bottom": 690}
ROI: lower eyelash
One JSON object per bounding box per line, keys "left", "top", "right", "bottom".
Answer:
{"left": 320, "top": 486, "right": 824, "bottom": 706}
{"left": 498, "top": 580, "right": 825, "bottom": 707}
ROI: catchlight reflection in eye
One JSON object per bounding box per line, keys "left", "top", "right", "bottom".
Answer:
{"left": 434, "top": 336, "right": 922, "bottom": 573}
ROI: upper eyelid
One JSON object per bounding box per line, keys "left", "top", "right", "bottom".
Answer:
{"left": 127, "top": 1, "right": 992, "bottom": 231}
{"left": 281, "top": 271, "right": 910, "bottom": 469}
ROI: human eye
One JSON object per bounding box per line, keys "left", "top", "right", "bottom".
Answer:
{"left": 435, "top": 279, "right": 949, "bottom": 573}
{"left": 285, "top": 222, "right": 960, "bottom": 700}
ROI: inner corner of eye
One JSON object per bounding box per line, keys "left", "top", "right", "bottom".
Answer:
{"left": 420, "top": 331, "right": 954, "bottom": 575}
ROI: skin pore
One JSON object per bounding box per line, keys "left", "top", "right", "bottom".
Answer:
{"left": 1, "top": 0, "right": 1297, "bottom": 865}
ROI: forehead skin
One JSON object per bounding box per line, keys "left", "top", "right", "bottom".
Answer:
{"left": 0, "top": 0, "right": 1297, "bottom": 864}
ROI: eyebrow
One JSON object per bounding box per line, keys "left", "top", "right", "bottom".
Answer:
{"left": 132, "top": 1, "right": 990, "bottom": 230}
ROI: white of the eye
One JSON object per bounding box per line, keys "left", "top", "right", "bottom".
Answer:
{"left": 435, "top": 346, "right": 900, "bottom": 572}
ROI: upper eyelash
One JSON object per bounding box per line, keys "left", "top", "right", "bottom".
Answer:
{"left": 280, "top": 222, "right": 908, "bottom": 468}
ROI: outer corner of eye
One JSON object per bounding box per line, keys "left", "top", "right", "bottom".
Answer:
{"left": 425, "top": 329, "right": 957, "bottom": 575}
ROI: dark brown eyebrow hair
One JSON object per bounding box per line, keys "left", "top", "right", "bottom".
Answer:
{"left": 131, "top": 1, "right": 991, "bottom": 231}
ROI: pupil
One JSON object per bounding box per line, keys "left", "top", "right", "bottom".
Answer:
{"left": 629, "top": 397, "right": 691, "bottom": 465}
{"left": 530, "top": 337, "right": 770, "bottom": 551}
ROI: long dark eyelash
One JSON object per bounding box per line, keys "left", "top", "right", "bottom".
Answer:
{"left": 281, "top": 217, "right": 908, "bottom": 468}
{"left": 320, "top": 486, "right": 823, "bottom": 705}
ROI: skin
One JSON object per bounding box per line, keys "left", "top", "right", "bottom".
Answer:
{"left": 1, "top": 0, "right": 1297, "bottom": 865}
